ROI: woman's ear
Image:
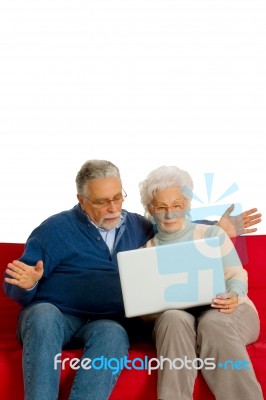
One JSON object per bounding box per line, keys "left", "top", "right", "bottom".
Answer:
{"left": 183, "top": 197, "right": 190, "bottom": 209}
{"left": 183, "top": 198, "right": 191, "bottom": 217}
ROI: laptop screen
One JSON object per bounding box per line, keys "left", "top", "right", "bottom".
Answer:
{"left": 117, "top": 237, "right": 226, "bottom": 317}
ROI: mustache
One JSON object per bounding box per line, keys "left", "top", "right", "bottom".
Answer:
{"left": 103, "top": 213, "right": 121, "bottom": 220}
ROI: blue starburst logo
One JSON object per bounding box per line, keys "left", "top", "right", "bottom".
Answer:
{"left": 183, "top": 173, "right": 243, "bottom": 221}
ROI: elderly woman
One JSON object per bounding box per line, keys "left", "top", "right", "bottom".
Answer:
{"left": 139, "top": 166, "right": 263, "bottom": 400}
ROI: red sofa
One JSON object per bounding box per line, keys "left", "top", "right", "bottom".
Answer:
{"left": 1, "top": 235, "right": 265, "bottom": 400}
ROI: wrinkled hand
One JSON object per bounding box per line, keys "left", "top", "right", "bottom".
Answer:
{"left": 217, "top": 204, "right": 262, "bottom": 238}
{"left": 211, "top": 292, "right": 238, "bottom": 314}
{"left": 4, "top": 260, "right": 44, "bottom": 289}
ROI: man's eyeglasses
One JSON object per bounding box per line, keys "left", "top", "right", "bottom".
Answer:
{"left": 84, "top": 189, "right": 127, "bottom": 209}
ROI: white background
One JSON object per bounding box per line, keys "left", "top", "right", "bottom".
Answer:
{"left": 0, "top": 0, "right": 265, "bottom": 243}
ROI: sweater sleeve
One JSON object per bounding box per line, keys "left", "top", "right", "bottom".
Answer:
{"left": 3, "top": 229, "right": 58, "bottom": 306}
{"left": 192, "top": 220, "right": 217, "bottom": 225}
{"left": 3, "top": 278, "right": 38, "bottom": 307}
{"left": 217, "top": 229, "right": 248, "bottom": 298}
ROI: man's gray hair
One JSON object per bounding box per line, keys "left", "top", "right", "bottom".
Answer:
{"left": 139, "top": 165, "right": 194, "bottom": 217}
{"left": 76, "top": 160, "right": 121, "bottom": 196}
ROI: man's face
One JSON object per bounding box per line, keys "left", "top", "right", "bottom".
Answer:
{"left": 77, "top": 177, "right": 124, "bottom": 230}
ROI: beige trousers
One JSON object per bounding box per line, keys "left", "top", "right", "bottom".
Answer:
{"left": 154, "top": 304, "right": 263, "bottom": 400}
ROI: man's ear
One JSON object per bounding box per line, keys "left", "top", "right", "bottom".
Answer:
{"left": 147, "top": 204, "right": 154, "bottom": 215}
{"left": 77, "top": 194, "right": 85, "bottom": 211}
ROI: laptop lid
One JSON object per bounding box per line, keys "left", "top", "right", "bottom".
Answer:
{"left": 117, "top": 237, "right": 226, "bottom": 317}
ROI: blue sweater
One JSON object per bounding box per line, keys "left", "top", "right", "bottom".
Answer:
{"left": 4, "top": 205, "right": 154, "bottom": 318}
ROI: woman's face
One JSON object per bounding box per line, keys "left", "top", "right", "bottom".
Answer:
{"left": 149, "top": 187, "right": 187, "bottom": 233}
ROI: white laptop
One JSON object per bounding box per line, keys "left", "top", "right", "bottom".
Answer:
{"left": 117, "top": 237, "right": 226, "bottom": 317}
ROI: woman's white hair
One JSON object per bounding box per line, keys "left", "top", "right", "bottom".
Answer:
{"left": 139, "top": 165, "right": 194, "bottom": 218}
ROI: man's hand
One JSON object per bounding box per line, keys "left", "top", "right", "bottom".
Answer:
{"left": 216, "top": 204, "right": 262, "bottom": 238}
{"left": 4, "top": 260, "right": 44, "bottom": 289}
{"left": 211, "top": 292, "right": 238, "bottom": 314}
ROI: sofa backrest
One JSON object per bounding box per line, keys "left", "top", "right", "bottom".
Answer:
{"left": 0, "top": 243, "right": 25, "bottom": 348}
{"left": 234, "top": 235, "right": 266, "bottom": 336}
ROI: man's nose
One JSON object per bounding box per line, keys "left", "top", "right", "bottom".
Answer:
{"left": 107, "top": 200, "right": 118, "bottom": 211}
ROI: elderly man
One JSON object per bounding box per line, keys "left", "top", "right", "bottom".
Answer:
{"left": 3, "top": 159, "right": 261, "bottom": 400}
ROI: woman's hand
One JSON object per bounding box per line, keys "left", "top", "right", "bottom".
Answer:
{"left": 4, "top": 260, "right": 44, "bottom": 289}
{"left": 217, "top": 204, "right": 262, "bottom": 238}
{"left": 211, "top": 292, "right": 238, "bottom": 313}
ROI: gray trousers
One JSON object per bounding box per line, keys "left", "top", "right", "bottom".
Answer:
{"left": 154, "top": 304, "right": 263, "bottom": 400}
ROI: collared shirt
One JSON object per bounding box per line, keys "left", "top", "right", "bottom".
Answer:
{"left": 89, "top": 215, "right": 125, "bottom": 254}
